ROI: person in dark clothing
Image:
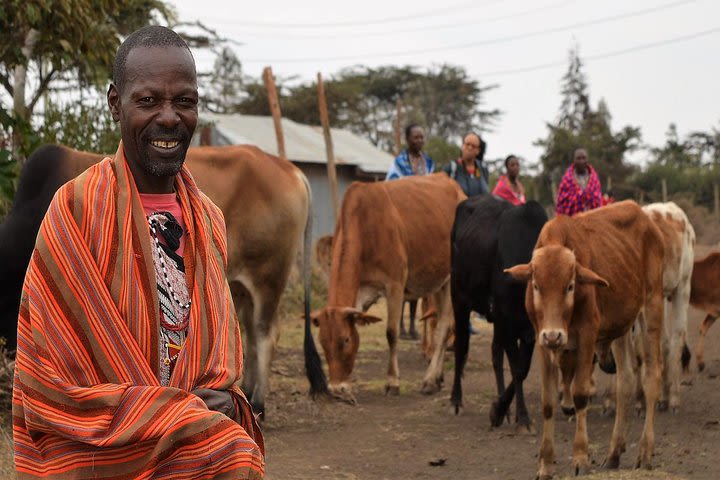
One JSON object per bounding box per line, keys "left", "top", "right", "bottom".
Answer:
{"left": 443, "top": 133, "right": 490, "bottom": 197}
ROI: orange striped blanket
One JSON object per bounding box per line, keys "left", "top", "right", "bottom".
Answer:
{"left": 12, "top": 144, "right": 265, "bottom": 479}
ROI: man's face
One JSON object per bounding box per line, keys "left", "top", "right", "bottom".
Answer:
{"left": 108, "top": 46, "right": 198, "bottom": 193}
{"left": 461, "top": 134, "right": 480, "bottom": 161}
{"left": 407, "top": 127, "right": 425, "bottom": 152}
{"left": 574, "top": 149, "right": 589, "bottom": 172}
{"left": 507, "top": 157, "right": 520, "bottom": 179}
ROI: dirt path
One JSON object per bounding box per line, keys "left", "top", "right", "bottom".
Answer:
{"left": 264, "top": 291, "right": 720, "bottom": 479}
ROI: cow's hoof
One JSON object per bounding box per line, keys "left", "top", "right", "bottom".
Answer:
{"left": 657, "top": 400, "right": 669, "bottom": 412}
{"left": 635, "top": 456, "right": 652, "bottom": 470}
{"left": 451, "top": 403, "right": 463, "bottom": 416}
{"left": 409, "top": 330, "right": 420, "bottom": 340}
{"left": 385, "top": 385, "right": 400, "bottom": 396}
{"left": 536, "top": 473, "right": 553, "bottom": 480}
{"left": 420, "top": 380, "right": 441, "bottom": 395}
{"left": 515, "top": 421, "right": 536, "bottom": 436}
{"left": 572, "top": 456, "right": 590, "bottom": 476}
{"left": 399, "top": 331, "right": 412, "bottom": 340}
{"left": 489, "top": 401, "right": 504, "bottom": 428}
{"left": 561, "top": 405, "right": 575, "bottom": 417}
{"left": 602, "top": 454, "right": 620, "bottom": 470}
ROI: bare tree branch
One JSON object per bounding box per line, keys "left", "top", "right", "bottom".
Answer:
{"left": 27, "top": 67, "right": 58, "bottom": 114}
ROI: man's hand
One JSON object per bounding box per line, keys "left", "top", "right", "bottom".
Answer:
{"left": 191, "top": 388, "right": 236, "bottom": 419}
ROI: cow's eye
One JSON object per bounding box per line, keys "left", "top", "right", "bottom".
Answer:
{"left": 567, "top": 283, "right": 574, "bottom": 293}
{"left": 533, "top": 282, "right": 539, "bottom": 292}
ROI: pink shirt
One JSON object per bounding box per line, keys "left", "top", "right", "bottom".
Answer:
{"left": 139, "top": 193, "right": 185, "bottom": 255}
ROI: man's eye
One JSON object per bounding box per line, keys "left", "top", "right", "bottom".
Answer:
{"left": 139, "top": 97, "right": 154, "bottom": 104}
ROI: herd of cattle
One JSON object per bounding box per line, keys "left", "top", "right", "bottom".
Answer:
{"left": 2, "top": 144, "right": 720, "bottom": 478}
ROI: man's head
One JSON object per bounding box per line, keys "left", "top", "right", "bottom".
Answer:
{"left": 573, "top": 148, "right": 589, "bottom": 174}
{"left": 505, "top": 154, "right": 520, "bottom": 180}
{"left": 107, "top": 26, "right": 198, "bottom": 193}
{"left": 461, "top": 133, "right": 481, "bottom": 162}
{"left": 405, "top": 124, "right": 425, "bottom": 154}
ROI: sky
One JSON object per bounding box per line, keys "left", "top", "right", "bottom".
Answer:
{"left": 171, "top": 0, "right": 720, "bottom": 167}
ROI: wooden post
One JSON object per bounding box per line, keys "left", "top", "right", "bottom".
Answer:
{"left": 394, "top": 99, "right": 403, "bottom": 156}
{"left": 715, "top": 183, "right": 719, "bottom": 220}
{"left": 607, "top": 176, "right": 612, "bottom": 192}
{"left": 262, "top": 66, "right": 286, "bottom": 159}
{"left": 661, "top": 178, "right": 667, "bottom": 202}
{"left": 317, "top": 72, "right": 340, "bottom": 222}
{"left": 639, "top": 190, "right": 645, "bottom": 204}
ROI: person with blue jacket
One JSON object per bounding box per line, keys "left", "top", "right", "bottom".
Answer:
{"left": 386, "top": 124, "right": 435, "bottom": 180}
{"left": 443, "top": 132, "right": 489, "bottom": 197}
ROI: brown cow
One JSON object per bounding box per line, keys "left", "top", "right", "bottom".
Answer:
{"left": 311, "top": 173, "right": 466, "bottom": 403}
{"left": 0, "top": 144, "right": 322, "bottom": 417}
{"left": 691, "top": 251, "right": 720, "bottom": 371}
{"left": 507, "top": 200, "right": 665, "bottom": 478}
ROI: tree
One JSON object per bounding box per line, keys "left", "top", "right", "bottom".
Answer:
{"left": 535, "top": 47, "right": 641, "bottom": 203}
{"left": 237, "top": 64, "right": 501, "bottom": 154}
{"left": 200, "top": 47, "right": 246, "bottom": 113}
{"left": 0, "top": 0, "right": 173, "bottom": 162}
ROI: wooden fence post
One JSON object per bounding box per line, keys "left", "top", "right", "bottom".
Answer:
{"left": 394, "top": 99, "right": 403, "bottom": 156}
{"left": 317, "top": 72, "right": 340, "bottom": 222}
{"left": 263, "top": 66, "right": 286, "bottom": 159}
{"left": 661, "top": 178, "right": 667, "bottom": 202}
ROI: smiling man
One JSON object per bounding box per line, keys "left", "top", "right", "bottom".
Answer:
{"left": 12, "top": 26, "right": 265, "bottom": 479}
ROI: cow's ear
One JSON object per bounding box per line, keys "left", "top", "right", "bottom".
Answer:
{"left": 309, "top": 309, "right": 324, "bottom": 327}
{"left": 355, "top": 313, "right": 382, "bottom": 326}
{"left": 505, "top": 263, "right": 532, "bottom": 282}
{"left": 577, "top": 264, "right": 609, "bottom": 288}
{"left": 341, "top": 307, "right": 382, "bottom": 326}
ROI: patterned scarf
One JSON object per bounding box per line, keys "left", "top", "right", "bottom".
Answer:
{"left": 13, "top": 142, "right": 264, "bottom": 479}
{"left": 555, "top": 164, "right": 603, "bottom": 216}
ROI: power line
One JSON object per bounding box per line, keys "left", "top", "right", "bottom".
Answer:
{"left": 477, "top": 26, "right": 720, "bottom": 77}
{"left": 208, "top": 0, "right": 499, "bottom": 29}
{"left": 241, "top": 0, "right": 698, "bottom": 63}
{"left": 223, "top": 0, "right": 577, "bottom": 39}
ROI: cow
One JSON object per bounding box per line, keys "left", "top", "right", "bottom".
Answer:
{"left": 317, "top": 234, "right": 427, "bottom": 343}
{"left": 690, "top": 251, "right": 720, "bottom": 371}
{"left": 506, "top": 200, "right": 665, "bottom": 478}
{"left": 0, "top": 143, "right": 326, "bottom": 418}
{"left": 598, "top": 202, "right": 695, "bottom": 415}
{"left": 310, "top": 173, "right": 466, "bottom": 403}
{"left": 450, "top": 196, "right": 547, "bottom": 434}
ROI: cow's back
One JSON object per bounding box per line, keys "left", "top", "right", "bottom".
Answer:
{"left": 333, "top": 174, "right": 464, "bottom": 298}
{"left": 539, "top": 200, "right": 664, "bottom": 339}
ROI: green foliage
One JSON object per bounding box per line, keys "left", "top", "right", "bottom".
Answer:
{"left": 535, "top": 47, "right": 641, "bottom": 205}
{"left": 238, "top": 64, "right": 501, "bottom": 154}
{"left": 39, "top": 98, "right": 120, "bottom": 154}
{"left": 424, "top": 136, "right": 461, "bottom": 171}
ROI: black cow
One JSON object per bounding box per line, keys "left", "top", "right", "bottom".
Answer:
{"left": 0, "top": 145, "right": 100, "bottom": 351}
{"left": 450, "top": 196, "right": 547, "bottom": 431}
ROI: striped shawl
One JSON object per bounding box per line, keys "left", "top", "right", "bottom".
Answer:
{"left": 12, "top": 144, "right": 264, "bottom": 479}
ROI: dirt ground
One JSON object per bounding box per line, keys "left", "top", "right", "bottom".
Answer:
{"left": 263, "top": 269, "right": 720, "bottom": 479}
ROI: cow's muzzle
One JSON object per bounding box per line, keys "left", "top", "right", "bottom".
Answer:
{"left": 539, "top": 329, "right": 567, "bottom": 349}
{"left": 329, "top": 382, "right": 357, "bottom": 405}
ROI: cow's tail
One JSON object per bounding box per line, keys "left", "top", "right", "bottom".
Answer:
{"left": 300, "top": 174, "right": 328, "bottom": 397}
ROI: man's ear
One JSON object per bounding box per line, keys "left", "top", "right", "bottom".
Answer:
{"left": 107, "top": 83, "right": 121, "bottom": 122}
{"left": 341, "top": 307, "right": 382, "bottom": 326}
{"left": 577, "top": 264, "right": 609, "bottom": 288}
{"left": 504, "top": 263, "right": 532, "bottom": 282}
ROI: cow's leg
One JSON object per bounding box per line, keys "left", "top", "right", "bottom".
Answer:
{"left": 489, "top": 330, "right": 514, "bottom": 428}
{"left": 491, "top": 327, "right": 505, "bottom": 400}
{"left": 695, "top": 314, "right": 717, "bottom": 372}
{"left": 604, "top": 331, "right": 634, "bottom": 469}
{"left": 559, "top": 350, "right": 576, "bottom": 417}
{"left": 659, "top": 287, "right": 688, "bottom": 413}
{"left": 537, "top": 348, "right": 558, "bottom": 480}
{"left": 408, "top": 299, "right": 419, "bottom": 339}
{"left": 637, "top": 296, "right": 664, "bottom": 470}
{"left": 385, "top": 284, "right": 405, "bottom": 395}
{"left": 421, "top": 282, "right": 452, "bottom": 394}
{"left": 451, "top": 297, "right": 472, "bottom": 414}
{"left": 514, "top": 331, "right": 535, "bottom": 432}
{"left": 233, "top": 281, "right": 258, "bottom": 398}
{"left": 570, "top": 342, "right": 594, "bottom": 475}
{"left": 250, "top": 289, "right": 283, "bottom": 418}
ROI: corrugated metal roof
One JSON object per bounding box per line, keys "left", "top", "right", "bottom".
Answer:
{"left": 199, "top": 113, "right": 391, "bottom": 175}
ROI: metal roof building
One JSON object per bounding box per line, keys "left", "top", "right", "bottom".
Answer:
{"left": 193, "top": 113, "right": 392, "bottom": 239}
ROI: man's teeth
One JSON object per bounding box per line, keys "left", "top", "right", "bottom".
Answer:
{"left": 151, "top": 140, "right": 179, "bottom": 149}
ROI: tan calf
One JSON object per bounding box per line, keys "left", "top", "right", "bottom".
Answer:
{"left": 507, "top": 201, "right": 665, "bottom": 479}
{"left": 690, "top": 252, "right": 720, "bottom": 371}
{"left": 311, "top": 174, "right": 466, "bottom": 403}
